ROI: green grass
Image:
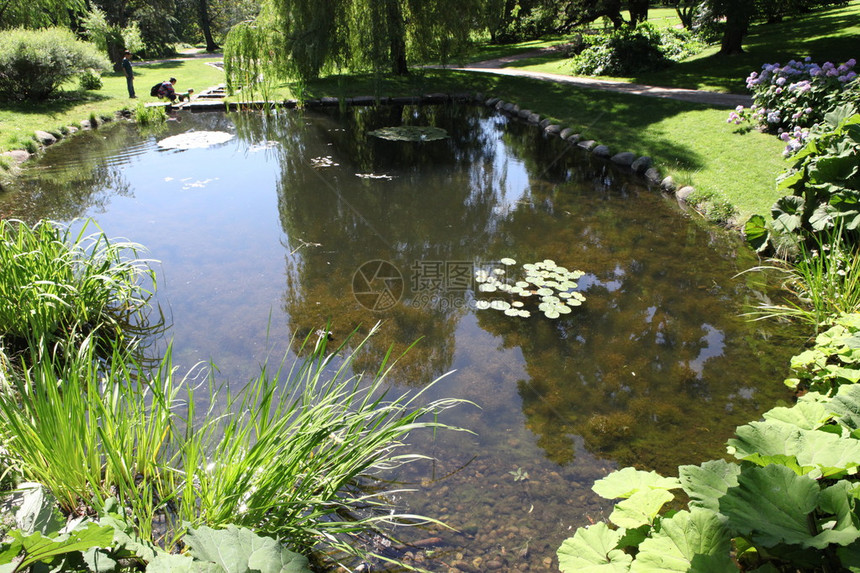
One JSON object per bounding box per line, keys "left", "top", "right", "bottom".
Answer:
{"left": 0, "top": 57, "right": 225, "bottom": 154}
{"left": 508, "top": 1, "right": 860, "bottom": 93}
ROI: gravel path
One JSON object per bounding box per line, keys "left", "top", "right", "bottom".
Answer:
{"left": 451, "top": 49, "right": 751, "bottom": 108}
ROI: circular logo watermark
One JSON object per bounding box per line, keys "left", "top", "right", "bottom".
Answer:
{"left": 352, "top": 260, "right": 404, "bottom": 311}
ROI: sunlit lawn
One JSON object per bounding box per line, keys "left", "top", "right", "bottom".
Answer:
{"left": 507, "top": 0, "right": 860, "bottom": 93}
{"left": 0, "top": 58, "right": 224, "bottom": 153}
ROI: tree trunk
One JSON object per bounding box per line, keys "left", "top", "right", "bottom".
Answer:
{"left": 629, "top": 0, "right": 649, "bottom": 27}
{"left": 198, "top": 0, "right": 219, "bottom": 52}
{"left": 386, "top": 0, "right": 408, "bottom": 75}
{"left": 718, "top": 11, "right": 748, "bottom": 54}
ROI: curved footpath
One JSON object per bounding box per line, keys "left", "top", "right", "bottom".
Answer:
{"left": 448, "top": 50, "right": 751, "bottom": 108}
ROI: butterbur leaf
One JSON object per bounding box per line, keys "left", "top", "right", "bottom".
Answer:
{"left": 15, "top": 483, "right": 63, "bottom": 536}
{"left": 610, "top": 489, "right": 675, "bottom": 529}
{"left": 557, "top": 522, "right": 632, "bottom": 573}
{"left": 12, "top": 522, "right": 114, "bottom": 570}
{"left": 808, "top": 480, "right": 860, "bottom": 549}
{"left": 679, "top": 459, "right": 740, "bottom": 513}
{"left": 184, "top": 524, "right": 311, "bottom": 573}
{"left": 762, "top": 400, "right": 830, "bottom": 430}
{"left": 828, "top": 385, "right": 860, "bottom": 429}
{"left": 837, "top": 543, "right": 860, "bottom": 572}
{"left": 629, "top": 509, "right": 732, "bottom": 573}
{"left": 720, "top": 464, "right": 819, "bottom": 548}
{"left": 728, "top": 420, "right": 860, "bottom": 477}
{"left": 744, "top": 214, "right": 769, "bottom": 252}
{"left": 592, "top": 467, "right": 680, "bottom": 500}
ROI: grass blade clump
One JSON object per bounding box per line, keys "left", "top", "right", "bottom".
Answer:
{"left": 0, "top": 324, "right": 464, "bottom": 568}
{"left": 741, "top": 232, "right": 860, "bottom": 330}
{"left": 0, "top": 218, "right": 156, "bottom": 356}
{"left": 173, "top": 325, "right": 464, "bottom": 562}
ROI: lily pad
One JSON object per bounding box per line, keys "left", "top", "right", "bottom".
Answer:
{"left": 368, "top": 126, "right": 449, "bottom": 142}
{"left": 500, "top": 257, "right": 517, "bottom": 266}
{"left": 475, "top": 300, "right": 491, "bottom": 310}
{"left": 157, "top": 131, "right": 235, "bottom": 150}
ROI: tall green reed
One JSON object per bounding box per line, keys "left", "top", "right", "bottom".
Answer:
{"left": 741, "top": 232, "right": 860, "bottom": 330}
{"left": 0, "top": 218, "right": 156, "bottom": 355}
{"left": 0, "top": 324, "right": 465, "bottom": 566}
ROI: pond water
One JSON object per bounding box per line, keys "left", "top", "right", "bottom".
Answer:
{"left": 1, "top": 105, "right": 801, "bottom": 572}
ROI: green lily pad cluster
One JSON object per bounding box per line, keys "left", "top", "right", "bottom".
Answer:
{"left": 474, "top": 258, "right": 586, "bottom": 319}
{"left": 368, "top": 126, "right": 449, "bottom": 142}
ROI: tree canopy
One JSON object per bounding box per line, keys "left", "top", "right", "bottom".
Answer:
{"left": 224, "top": 0, "right": 484, "bottom": 88}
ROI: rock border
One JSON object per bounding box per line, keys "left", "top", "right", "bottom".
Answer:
{"left": 3, "top": 91, "right": 721, "bottom": 225}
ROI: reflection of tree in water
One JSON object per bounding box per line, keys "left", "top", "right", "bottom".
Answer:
{"left": 0, "top": 123, "right": 140, "bottom": 222}
{"left": 230, "top": 106, "right": 505, "bottom": 384}
{"left": 229, "top": 106, "right": 799, "bottom": 475}
{"left": 469, "top": 131, "right": 799, "bottom": 473}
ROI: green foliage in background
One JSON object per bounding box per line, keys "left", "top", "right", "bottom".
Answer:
{"left": 568, "top": 23, "right": 703, "bottom": 76}
{"left": 0, "top": 28, "right": 109, "bottom": 102}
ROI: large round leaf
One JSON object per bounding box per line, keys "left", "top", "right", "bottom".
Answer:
{"left": 557, "top": 522, "right": 632, "bottom": 573}
{"left": 630, "top": 509, "right": 733, "bottom": 573}
{"left": 720, "top": 464, "right": 819, "bottom": 548}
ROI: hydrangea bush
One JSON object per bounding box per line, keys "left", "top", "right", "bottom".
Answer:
{"left": 728, "top": 57, "right": 857, "bottom": 155}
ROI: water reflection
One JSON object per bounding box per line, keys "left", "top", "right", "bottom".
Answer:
{"left": 0, "top": 106, "right": 801, "bottom": 571}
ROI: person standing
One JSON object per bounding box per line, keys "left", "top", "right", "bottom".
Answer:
{"left": 121, "top": 51, "right": 135, "bottom": 98}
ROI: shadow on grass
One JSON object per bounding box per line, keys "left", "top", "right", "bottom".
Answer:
{"left": 1, "top": 91, "right": 113, "bottom": 116}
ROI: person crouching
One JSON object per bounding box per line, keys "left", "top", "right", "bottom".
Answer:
{"left": 157, "top": 78, "right": 178, "bottom": 102}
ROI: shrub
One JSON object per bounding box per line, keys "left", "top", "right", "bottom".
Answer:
{"left": 0, "top": 28, "right": 109, "bottom": 102}
{"left": 568, "top": 23, "right": 699, "bottom": 76}
{"left": 785, "top": 312, "right": 860, "bottom": 393}
{"left": 745, "top": 105, "right": 860, "bottom": 253}
{"left": 728, "top": 57, "right": 858, "bottom": 155}
{"left": 79, "top": 68, "right": 103, "bottom": 90}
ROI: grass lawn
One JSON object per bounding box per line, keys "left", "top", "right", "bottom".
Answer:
{"left": 0, "top": 58, "right": 224, "bottom": 154}
{"left": 510, "top": 0, "right": 860, "bottom": 93}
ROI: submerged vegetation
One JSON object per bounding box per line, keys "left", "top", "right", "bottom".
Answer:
{"left": 0, "top": 219, "right": 465, "bottom": 570}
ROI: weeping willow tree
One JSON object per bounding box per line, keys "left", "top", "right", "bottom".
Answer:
{"left": 224, "top": 0, "right": 483, "bottom": 93}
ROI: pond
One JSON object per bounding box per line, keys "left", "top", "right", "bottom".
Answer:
{"left": 0, "top": 104, "right": 800, "bottom": 572}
